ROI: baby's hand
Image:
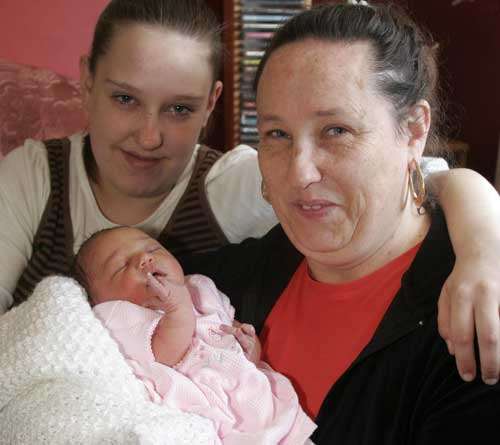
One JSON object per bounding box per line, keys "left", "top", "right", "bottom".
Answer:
{"left": 146, "top": 273, "right": 192, "bottom": 313}
{"left": 221, "top": 320, "right": 262, "bottom": 364}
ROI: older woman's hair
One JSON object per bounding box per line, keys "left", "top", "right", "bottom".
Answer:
{"left": 254, "top": 1, "right": 446, "bottom": 155}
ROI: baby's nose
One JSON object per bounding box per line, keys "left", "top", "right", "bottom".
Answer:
{"left": 139, "top": 254, "right": 154, "bottom": 270}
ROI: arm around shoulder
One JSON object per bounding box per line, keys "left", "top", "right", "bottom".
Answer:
{"left": 427, "top": 168, "right": 500, "bottom": 385}
{"left": 427, "top": 168, "right": 500, "bottom": 253}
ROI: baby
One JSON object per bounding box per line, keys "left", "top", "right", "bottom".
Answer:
{"left": 73, "top": 226, "right": 316, "bottom": 445}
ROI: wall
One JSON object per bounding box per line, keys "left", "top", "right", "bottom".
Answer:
{"left": 0, "top": 0, "right": 225, "bottom": 150}
{"left": 400, "top": 0, "right": 500, "bottom": 181}
{"left": 0, "top": 0, "right": 108, "bottom": 79}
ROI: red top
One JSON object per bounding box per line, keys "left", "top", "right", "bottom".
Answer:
{"left": 260, "top": 244, "right": 421, "bottom": 418}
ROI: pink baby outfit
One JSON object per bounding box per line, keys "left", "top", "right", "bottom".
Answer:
{"left": 93, "top": 274, "right": 316, "bottom": 445}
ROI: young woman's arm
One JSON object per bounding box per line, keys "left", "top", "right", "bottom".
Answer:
{"left": 429, "top": 168, "right": 500, "bottom": 385}
{"left": 0, "top": 142, "right": 50, "bottom": 313}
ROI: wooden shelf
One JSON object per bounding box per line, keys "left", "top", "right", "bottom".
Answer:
{"left": 206, "top": 0, "right": 321, "bottom": 151}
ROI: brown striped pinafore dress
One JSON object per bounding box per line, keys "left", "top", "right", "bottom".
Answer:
{"left": 11, "top": 137, "right": 228, "bottom": 306}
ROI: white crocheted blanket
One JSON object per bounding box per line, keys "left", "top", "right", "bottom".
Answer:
{"left": 0, "top": 276, "right": 216, "bottom": 445}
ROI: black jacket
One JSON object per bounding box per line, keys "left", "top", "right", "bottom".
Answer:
{"left": 181, "top": 212, "right": 500, "bottom": 444}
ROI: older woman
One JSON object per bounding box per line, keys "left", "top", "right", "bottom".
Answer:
{"left": 180, "top": 2, "right": 500, "bottom": 443}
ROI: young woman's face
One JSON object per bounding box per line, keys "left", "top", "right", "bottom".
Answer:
{"left": 81, "top": 23, "right": 222, "bottom": 200}
{"left": 257, "top": 39, "right": 426, "bottom": 280}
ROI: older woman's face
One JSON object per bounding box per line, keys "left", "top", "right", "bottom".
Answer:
{"left": 257, "top": 40, "right": 421, "bottom": 278}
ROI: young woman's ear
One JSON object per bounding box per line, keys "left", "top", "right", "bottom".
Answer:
{"left": 203, "top": 80, "right": 223, "bottom": 127}
{"left": 405, "top": 99, "right": 431, "bottom": 160}
{"left": 79, "top": 55, "right": 94, "bottom": 109}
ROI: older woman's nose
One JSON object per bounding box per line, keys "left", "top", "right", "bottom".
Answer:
{"left": 287, "top": 144, "right": 322, "bottom": 188}
{"left": 136, "top": 113, "right": 163, "bottom": 151}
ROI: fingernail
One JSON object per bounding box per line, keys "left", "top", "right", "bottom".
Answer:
{"left": 461, "top": 373, "right": 474, "bottom": 382}
{"left": 484, "top": 378, "right": 498, "bottom": 386}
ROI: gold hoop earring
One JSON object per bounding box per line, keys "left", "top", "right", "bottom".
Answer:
{"left": 261, "top": 180, "right": 270, "bottom": 203}
{"left": 408, "top": 159, "right": 426, "bottom": 214}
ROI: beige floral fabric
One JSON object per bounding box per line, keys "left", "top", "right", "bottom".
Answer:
{"left": 0, "top": 59, "right": 87, "bottom": 159}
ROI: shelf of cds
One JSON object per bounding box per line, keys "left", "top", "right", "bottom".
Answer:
{"left": 223, "top": 0, "right": 312, "bottom": 149}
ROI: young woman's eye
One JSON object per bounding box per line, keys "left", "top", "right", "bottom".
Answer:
{"left": 167, "top": 104, "right": 193, "bottom": 117}
{"left": 112, "top": 94, "right": 136, "bottom": 106}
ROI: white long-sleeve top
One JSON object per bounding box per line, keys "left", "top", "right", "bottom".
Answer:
{"left": 0, "top": 133, "right": 278, "bottom": 312}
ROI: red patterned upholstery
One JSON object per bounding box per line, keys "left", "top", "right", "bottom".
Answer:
{"left": 0, "top": 59, "right": 87, "bottom": 159}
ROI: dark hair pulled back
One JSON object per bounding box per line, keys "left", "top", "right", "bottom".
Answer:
{"left": 255, "top": 1, "right": 446, "bottom": 155}
{"left": 89, "top": 0, "right": 223, "bottom": 83}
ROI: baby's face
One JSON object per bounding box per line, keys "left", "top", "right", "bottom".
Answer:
{"left": 83, "top": 227, "right": 185, "bottom": 306}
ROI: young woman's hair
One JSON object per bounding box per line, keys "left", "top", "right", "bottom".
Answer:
{"left": 89, "top": 0, "right": 223, "bottom": 83}
{"left": 254, "top": 1, "right": 447, "bottom": 155}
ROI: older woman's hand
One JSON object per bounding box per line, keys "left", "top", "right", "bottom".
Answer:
{"left": 437, "top": 248, "right": 500, "bottom": 385}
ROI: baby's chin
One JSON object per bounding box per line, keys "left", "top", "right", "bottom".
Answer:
{"left": 90, "top": 285, "right": 144, "bottom": 306}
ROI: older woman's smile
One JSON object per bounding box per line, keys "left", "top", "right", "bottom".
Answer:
{"left": 294, "top": 199, "right": 339, "bottom": 218}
